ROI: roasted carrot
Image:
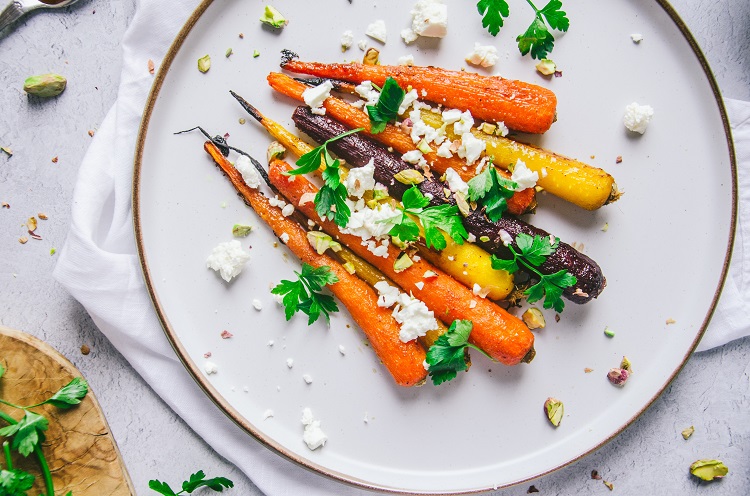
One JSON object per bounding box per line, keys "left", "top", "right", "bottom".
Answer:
{"left": 203, "top": 141, "right": 427, "bottom": 387}
{"left": 280, "top": 56, "right": 557, "bottom": 134}
{"left": 265, "top": 73, "right": 534, "bottom": 216}
{"left": 268, "top": 158, "right": 535, "bottom": 366}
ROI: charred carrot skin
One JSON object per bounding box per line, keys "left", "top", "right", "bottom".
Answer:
{"left": 268, "top": 158, "right": 535, "bottom": 366}
{"left": 291, "top": 106, "right": 606, "bottom": 303}
{"left": 266, "top": 72, "right": 534, "bottom": 215}
{"left": 280, "top": 58, "right": 557, "bottom": 134}
{"left": 203, "top": 142, "right": 427, "bottom": 387}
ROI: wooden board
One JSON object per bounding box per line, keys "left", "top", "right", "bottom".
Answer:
{"left": 0, "top": 326, "right": 135, "bottom": 495}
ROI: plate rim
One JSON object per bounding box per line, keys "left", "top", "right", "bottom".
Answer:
{"left": 132, "top": 1, "right": 738, "bottom": 493}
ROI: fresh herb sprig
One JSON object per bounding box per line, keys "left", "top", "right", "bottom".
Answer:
{"left": 491, "top": 233, "right": 576, "bottom": 312}
{"left": 287, "top": 128, "right": 363, "bottom": 227}
{"left": 149, "top": 470, "right": 234, "bottom": 495}
{"left": 425, "top": 320, "right": 492, "bottom": 385}
{"left": 467, "top": 163, "right": 517, "bottom": 222}
{"left": 476, "top": 0, "right": 570, "bottom": 60}
{"left": 1, "top": 441, "right": 35, "bottom": 496}
{"left": 367, "top": 77, "right": 406, "bottom": 134}
{"left": 387, "top": 186, "right": 468, "bottom": 250}
{"left": 0, "top": 364, "right": 87, "bottom": 496}
{"left": 271, "top": 263, "right": 339, "bottom": 324}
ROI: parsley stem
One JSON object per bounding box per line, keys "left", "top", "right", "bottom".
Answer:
{"left": 0, "top": 409, "right": 17, "bottom": 425}
{"left": 3, "top": 441, "right": 12, "bottom": 470}
{"left": 509, "top": 245, "right": 546, "bottom": 280}
{"left": 525, "top": 0, "right": 540, "bottom": 14}
{"left": 0, "top": 398, "right": 24, "bottom": 410}
{"left": 35, "top": 444, "right": 54, "bottom": 496}
{"left": 466, "top": 343, "right": 496, "bottom": 362}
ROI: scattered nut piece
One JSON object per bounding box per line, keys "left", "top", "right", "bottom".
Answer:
{"left": 38, "top": 213, "right": 48, "bottom": 220}
{"left": 363, "top": 47, "right": 380, "bottom": 66}
{"left": 23, "top": 73, "right": 67, "bottom": 97}
{"left": 584, "top": 367, "right": 594, "bottom": 373}
{"left": 535, "top": 58, "right": 557, "bottom": 76}
{"left": 49, "top": 248, "right": 56, "bottom": 255}
{"left": 238, "top": 33, "right": 244, "bottom": 39}
{"left": 0, "top": 147, "right": 11, "bottom": 157}
{"left": 604, "top": 327, "right": 615, "bottom": 338}
{"left": 225, "top": 47, "right": 233, "bottom": 58}
{"left": 607, "top": 367, "right": 629, "bottom": 386}
{"left": 666, "top": 318, "right": 676, "bottom": 325}
{"left": 220, "top": 330, "right": 233, "bottom": 339}
{"left": 51, "top": 156, "right": 58, "bottom": 163}
{"left": 603, "top": 480, "right": 614, "bottom": 491}
{"left": 555, "top": 314, "right": 560, "bottom": 323}
{"left": 544, "top": 397, "right": 564, "bottom": 427}
{"left": 1, "top": 202, "right": 9, "bottom": 209}
{"left": 253, "top": 50, "right": 260, "bottom": 58}
{"left": 19, "top": 237, "right": 28, "bottom": 244}
{"left": 615, "top": 155, "right": 623, "bottom": 164}
{"left": 601, "top": 222, "right": 609, "bottom": 232}
{"left": 232, "top": 224, "right": 253, "bottom": 237}
{"left": 522, "top": 308, "right": 546, "bottom": 329}
{"left": 88, "top": 130, "right": 95, "bottom": 137}
{"left": 148, "top": 59, "right": 155, "bottom": 74}
{"left": 591, "top": 470, "right": 602, "bottom": 480}
{"left": 682, "top": 426, "right": 695, "bottom": 440}
{"left": 527, "top": 486, "right": 539, "bottom": 494}
{"left": 27, "top": 217, "right": 37, "bottom": 231}
{"left": 689, "top": 459, "right": 728, "bottom": 481}
{"left": 197, "top": 54, "right": 211, "bottom": 73}
{"left": 80, "top": 344, "right": 90, "bottom": 355}
{"left": 239, "top": 118, "right": 246, "bottom": 125}
{"left": 620, "top": 356, "right": 632, "bottom": 371}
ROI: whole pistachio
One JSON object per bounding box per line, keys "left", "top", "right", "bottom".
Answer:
{"left": 23, "top": 73, "right": 67, "bottom": 97}
{"left": 689, "top": 459, "right": 728, "bottom": 481}
{"left": 544, "top": 397, "right": 564, "bottom": 427}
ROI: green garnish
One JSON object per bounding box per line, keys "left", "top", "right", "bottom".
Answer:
{"left": 1, "top": 441, "right": 35, "bottom": 495}
{"left": 232, "top": 224, "right": 253, "bottom": 237}
{"left": 366, "top": 77, "right": 406, "bottom": 134}
{"left": 197, "top": 55, "right": 211, "bottom": 73}
{"left": 259, "top": 5, "right": 287, "bottom": 29}
{"left": 425, "top": 320, "right": 493, "bottom": 385}
{"left": 467, "top": 163, "right": 517, "bottom": 221}
{"left": 476, "top": 0, "right": 569, "bottom": 60}
{"left": 271, "top": 263, "right": 339, "bottom": 324}
{"left": 149, "top": 470, "right": 234, "bottom": 495}
{"left": 491, "top": 233, "right": 576, "bottom": 312}
{"left": 288, "top": 128, "right": 363, "bottom": 227}
{"left": 387, "top": 186, "right": 468, "bottom": 250}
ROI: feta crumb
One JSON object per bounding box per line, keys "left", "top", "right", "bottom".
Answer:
{"left": 252, "top": 299, "right": 263, "bottom": 310}
{"left": 392, "top": 293, "right": 439, "bottom": 342}
{"left": 398, "top": 89, "right": 420, "bottom": 115}
{"left": 301, "top": 408, "right": 328, "bottom": 450}
{"left": 234, "top": 155, "right": 261, "bottom": 189}
{"left": 302, "top": 374, "right": 313, "bottom": 384}
{"left": 444, "top": 168, "right": 469, "bottom": 196}
{"left": 206, "top": 240, "right": 251, "bottom": 282}
{"left": 409, "top": 0, "right": 448, "bottom": 39}
{"left": 354, "top": 80, "right": 380, "bottom": 106}
{"left": 510, "top": 159, "right": 539, "bottom": 190}
{"left": 467, "top": 233, "right": 476, "bottom": 242}
{"left": 465, "top": 43, "right": 499, "bottom": 68}
{"left": 457, "top": 132, "right": 486, "bottom": 165}
{"left": 374, "top": 281, "right": 401, "bottom": 308}
{"left": 630, "top": 33, "right": 643, "bottom": 43}
{"left": 363, "top": 411, "right": 370, "bottom": 423}
{"left": 267, "top": 340, "right": 274, "bottom": 347}
{"left": 436, "top": 139, "right": 453, "bottom": 158}
{"left": 496, "top": 121, "right": 509, "bottom": 137}
{"left": 204, "top": 361, "right": 218, "bottom": 375}
{"left": 366, "top": 20, "right": 387, "bottom": 43}
{"left": 422, "top": 360, "right": 430, "bottom": 371}
{"left": 453, "top": 110, "right": 475, "bottom": 135}
{"left": 402, "top": 149, "right": 423, "bottom": 164}
{"left": 279, "top": 232, "right": 290, "bottom": 244}
{"left": 401, "top": 28, "right": 418, "bottom": 44}
{"left": 340, "top": 30, "right": 354, "bottom": 50}
{"left": 263, "top": 409, "right": 274, "bottom": 420}
{"left": 415, "top": 281, "right": 425, "bottom": 290}
{"left": 499, "top": 229, "right": 513, "bottom": 246}
{"left": 281, "top": 204, "right": 295, "bottom": 217}
{"left": 268, "top": 196, "right": 287, "bottom": 209}
{"left": 338, "top": 345, "right": 346, "bottom": 355}
{"left": 344, "top": 158, "right": 377, "bottom": 197}
{"left": 398, "top": 54, "right": 415, "bottom": 66}
{"left": 286, "top": 358, "right": 294, "bottom": 368}
{"left": 342, "top": 202, "right": 400, "bottom": 242}
{"left": 302, "top": 80, "right": 333, "bottom": 116}
{"left": 623, "top": 102, "right": 654, "bottom": 134}
{"left": 358, "top": 39, "right": 367, "bottom": 51}
{"left": 442, "top": 108, "right": 463, "bottom": 125}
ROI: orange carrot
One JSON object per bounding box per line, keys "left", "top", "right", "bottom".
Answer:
{"left": 266, "top": 72, "right": 535, "bottom": 216}
{"left": 280, "top": 60, "right": 557, "bottom": 134}
{"left": 203, "top": 142, "right": 427, "bottom": 387}
{"left": 268, "top": 158, "right": 535, "bottom": 366}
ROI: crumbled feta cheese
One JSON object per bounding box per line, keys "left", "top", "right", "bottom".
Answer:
{"left": 457, "top": 132, "right": 486, "bottom": 165}
{"left": 409, "top": 108, "right": 444, "bottom": 144}
{"left": 391, "top": 293, "right": 439, "bottom": 342}
{"left": 469, "top": 300, "right": 477, "bottom": 309}
{"left": 338, "top": 345, "right": 346, "bottom": 355}
{"left": 281, "top": 204, "right": 295, "bottom": 217}
{"left": 302, "top": 80, "right": 333, "bottom": 116}
{"left": 302, "top": 374, "right": 313, "bottom": 384}
{"left": 252, "top": 299, "right": 263, "bottom": 310}
{"left": 206, "top": 240, "right": 251, "bottom": 282}
{"left": 444, "top": 168, "right": 469, "bottom": 196}
{"left": 204, "top": 361, "right": 218, "bottom": 375}
{"left": 472, "top": 284, "right": 490, "bottom": 298}
{"left": 623, "top": 102, "right": 654, "bottom": 134}
{"left": 442, "top": 108, "right": 463, "bottom": 125}
{"left": 358, "top": 39, "right": 367, "bottom": 51}
{"left": 453, "top": 110, "right": 475, "bottom": 135}
{"left": 344, "top": 159, "right": 377, "bottom": 197}
{"left": 541, "top": 167, "right": 548, "bottom": 178}
{"left": 374, "top": 281, "right": 401, "bottom": 308}
{"left": 268, "top": 196, "right": 287, "bottom": 209}
{"left": 286, "top": 358, "right": 294, "bottom": 368}
{"left": 423, "top": 360, "right": 430, "bottom": 370}
{"left": 630, "top": 33, "right": 643, "bottom": 43}
{"left": 263, "top": 409, "right": 274, "bottom": 420}
{"left": 354, "top": 80, "right": 380, "bottom": 106}
{"left": 340, "top": 30, "right": 354, "bottom": 50}
{"left": 267, "top": 340, "right": 274, "bottom": 347}
{"left": 398, "top": 88, "right": 419, "bottom": 115}
{"left": 465, "top": 43, "right": 499, "bottom": 68}
{"left": 499, "top": 229, "right": 513, "bottom": 246}
{"left": 401, "top": 28, "right": 418, "bottom": 44}
{"left": 402, "top": 149, "right": 423, "bottom": 164}
{"left": 366, "top": 20, "right": 387, "bottom": 43}
{"left": 301, "top": 408, "right": 328, "bottom": 450}
{"left": 510, "top": 159, "right": 539, "bottom": 190}
{"left": 363, "top": 411, "right": 370, "bottom": 423}
{"left": 234, "top": 155, "right": 261, "bottom": 189}
{"left": 342, "top": 202, "right": 399, "bottom": 240}
{"left": 467, "top": 233, "right": 476, "bottom": 243}
{"left": 496, "top": 121, "right": 509, "bottom": 137}
{"left": 409, "top": 0, "right": 448, "bottom": 38}
{"left": 279, "top": 232, "right": 290, "bottom": 244}
{"left": 415, "top": 281, "right": 425, "bottom": 290}
{"left": 398, "top": 54, "right": 415, "bottom": 66}
{"left": 436, "top": 139, "right": 453, "bottom": 158}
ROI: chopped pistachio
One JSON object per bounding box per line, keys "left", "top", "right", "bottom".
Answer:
{"left": 620, "top": 356, "right": 632, "bottom": 372}
{"left": 232, "top": 224, "right": 253, "bottom": 237}
{"left": 197, "top": 54, "right": 211, "bottom": 73}
{"left": 38, "top": 213, "right": 48, "bottom": 220}
{"left": 267, "top": 141, "right": 286, "bottom": 162}
{"left": 615, "top": 155, "right": 623, "bottom": 164}
{"left": 342, "top": 262, "right": 356, "bottom": 275}
{"left": 363, "top": 47, "right": 380, "bottom": 65}
{"left": 239, "top": 118, "right": 246, "bottom": 125}
{"left": 225, "top": 47, "right": 233, "bottom": 58}
{"left": 19, "top": 237, "right": 28, "bottom": 244}
{"left": 253, "top": 50, "right": 260, "bottom": 58}
{"left": 602, "top": 480, "right": 614, "bottom": 491}
{"left": 522, "top": 308, "right": 546, "bottom": 329}
{"left": 682, "top": 426, "right": 695, "bottom": 440}
{"left": 307, "top": 231, "right": 342, "bottom": 255}
{"left": 23, "top": 73, "right": 67, "bottom": 97}
{"left": 591, "top": 470, "right": 602, "bottom": 480}
{"left": 260, "top": 5, "right": 287, "bottom": 28}
{"left": 390, "top": 236, "right": 408, "bottom": 250}
{"left": 535, "top": 59, "right": 557, "bottom": 76}
{"left": 607, "top": 367, "right": 629, "bottom": 386}
{"left": 666, "top": 318, "right": 676, "bottom": 325}
{"left": 544, "top": 397, "right": 564, "bottom": 427}
{"left": 393, "top": 252, "right": 413, "bottom": 272}
{"left": 51, "top": 156, "right": 58, "bottom": 163}
{"left": 417, "top": 138, "right": 432, "bottom": 154}
{"left": 49, "top": 248, "right": 56, "bottom": 255}
{"left": 27, "top": 217, "right": 37, "bottom": 232}
{"left": 148, "top": 59, "right": 155, "bottom": 74}
{"left": 455, "top": 191, "right": 470, "bottom": 216}
{"left": 601, "top": 222, "right": 609, "bottom": 232}
{"left": 394, "top": 169, "right": 424, "bottom": 185}
{"left": 479, "top": 235, "right": 490, "bottom": 243}
{"left": 603, "top": 326, "right": 615, "bottom": 338}
{"left": 584, "top": 367, "right": 594, "bottom": 373}
{"left": 1, "top": 147, "right": 12, "bottom": 157}
{"left": 239, "top": 33, "right": 244, "bottom": 39}
{"left": 372, "top": 189, "right": 388, "bottom": 201}
{"left": 479, "top": 122, "right": 497, "bottom": 135}
{"left": 1, "top": 202, "right": 9, "bottom": 209}
{"left": 689, "top": 459, "right": 728, "bottom": 481}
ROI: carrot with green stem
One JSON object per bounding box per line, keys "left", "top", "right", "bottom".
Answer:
{"left": 202, "top": 140, "right": 427, "bottom": 387}
{"left": 279, "top": 51, "right": 557, "bottom": 134}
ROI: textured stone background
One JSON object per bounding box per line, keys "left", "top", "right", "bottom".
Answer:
{"left": 0, "top": 0, "right": 748, "bottom": 494}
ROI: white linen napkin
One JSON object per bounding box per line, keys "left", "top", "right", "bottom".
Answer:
{"left": 52, "top": 0, "right": 748, "bottom": 492}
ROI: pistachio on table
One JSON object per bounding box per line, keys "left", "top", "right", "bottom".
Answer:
{"left": 23, "top": 73, "right": 67, "bottom": 97}
{"left": 544, "top": 397, "right": 564, "bottom": 427}
{"left": 689, "top": 459, "right": 728, "bottom": 481}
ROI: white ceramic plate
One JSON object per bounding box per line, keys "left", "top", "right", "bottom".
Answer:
{"left": 134, "top": 1, "right": 736, "bottom": 493}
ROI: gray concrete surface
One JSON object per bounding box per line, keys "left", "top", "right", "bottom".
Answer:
{"left": 1, "top": 0, "right": 748, "bottom": 494}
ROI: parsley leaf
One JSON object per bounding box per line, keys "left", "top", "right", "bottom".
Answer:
{"left": 516, "top": 0, "right": 569, "bottom": 60}
{"left": 387, "top": 186, "right": 468, "bottom": 250}
{"left": 467, "top": 164, "right": 517, "bottom": 222}
{"left": 150, "top": 470, "right": 234, "bottom": 495}
{"left": 0, "top": 468, "right": 35, "bottom": 495}
{"left": 0, "top": 363, "right": 4, "bottom": 379}
{"left": 149, "top": 480, "right": 178, "bottom": 496}
{"left": 476, "top": 0, "right": 511, "bottom": 36}
{"left": 288, "top": 128, "right": 362, "bottom": 176}
{"left": 4, "top": 411, "right": 48, "bottom": 457}
{"left": 425, "top": 320, "right": 493, "bottom": 385}
{"left": 315, "top": 159, "right": 351, "bottom": 227}
{"left": 366, "top": 77, "right": 405, "bottom": 134}
{"left": 491, "top": 233, "right": 576, "bottom": 312}
{"left": 271, "top": 263, "right": 339, "bottom": 325}
{"left": 44, "top": 378, "right": 89, "bottom": 409}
